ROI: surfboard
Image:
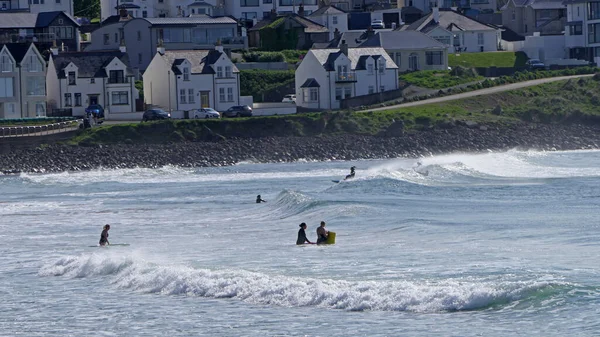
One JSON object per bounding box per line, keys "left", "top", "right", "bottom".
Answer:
{"left": 89, "top": 243, "right": 130, "bottom": 247}
{"left": 332, "top": 180, "right": 340, "bottom": 183}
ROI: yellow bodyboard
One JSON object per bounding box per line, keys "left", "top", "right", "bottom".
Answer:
{"left": 326, "top": 231, "right": 336, "bottom": 244}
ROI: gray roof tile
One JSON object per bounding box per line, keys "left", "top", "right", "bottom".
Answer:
{"left": 359, "top": 31, "right": 447, "bottom": 50}
{"left": 143, "top": 15, "right": 237, "bottom": 25}
{"left": 52, "top": 51, "right": 132, "bottom": 78}
{"left": 160, "top": 49, "right": 239, "bottom": 74}
{"left": 310, "top": 47, "right": 398, "bottom": 71}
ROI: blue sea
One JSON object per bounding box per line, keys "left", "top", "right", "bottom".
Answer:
{"left": 1, "top": 149, "right": 600, "bottom": 336}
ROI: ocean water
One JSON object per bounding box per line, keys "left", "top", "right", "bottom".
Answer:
{"left": 1, "top": 149, "right": 600, "bottom": 336}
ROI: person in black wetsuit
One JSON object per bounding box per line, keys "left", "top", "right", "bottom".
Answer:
{"left": 99, "top": 224, "right": 110, "bottom": 246}
{"left": 344, "top": 166, "right": 356, "bottom": 180}
{"left": 316, "top": 221, "right": 329, "bottom": 244}
{"left": 296, "top": 223, "right": 314, "bottom": 245}
{"left": 256, "top": 195, "right": 266, "bottom": 203}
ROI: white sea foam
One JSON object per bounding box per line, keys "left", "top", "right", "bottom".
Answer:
{"left": 39, "top": 253, "right": 564, "bottom": 313}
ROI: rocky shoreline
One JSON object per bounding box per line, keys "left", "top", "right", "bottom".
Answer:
{"left": 1, "top": 122, "right": 599, "bottom": 174}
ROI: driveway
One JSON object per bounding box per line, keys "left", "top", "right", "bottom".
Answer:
{"left": 363, "top": 74, "right": 594, "bottom": 112}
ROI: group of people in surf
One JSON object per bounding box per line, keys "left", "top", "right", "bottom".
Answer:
{"left": 296, "top": 221, "right": 330, "bottom": 245}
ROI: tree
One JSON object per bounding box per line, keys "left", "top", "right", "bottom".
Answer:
{"left": 74, "top": 0, "right": 100, "bottom": 19}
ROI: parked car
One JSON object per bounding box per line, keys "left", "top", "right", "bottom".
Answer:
{"left": 282, "top": 94, "right": 296, "bottom": 103}
{"left": 142, "top": 109, "right": 171, "bottom": 121}
{"left": 85, "top": 104, "right": 105, "bottom": 118}
{"left": 371, "top": 19, "right": 385, "bottom": 29}
{"left": 191, "top": 108, "right": 220, "bottom": 119}
{"left": 222, "top": 105, "right": 253, "bottom": 118}
{"left": 526, "top": 59, "right": 546, "bottom": 70}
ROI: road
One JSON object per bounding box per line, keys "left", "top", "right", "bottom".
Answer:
{"left": 362, "top": 74, "right": 594, "bottom": 112}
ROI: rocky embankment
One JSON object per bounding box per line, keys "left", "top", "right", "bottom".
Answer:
{"left": 1, "top": 122, "right": 599, "bottom": 174}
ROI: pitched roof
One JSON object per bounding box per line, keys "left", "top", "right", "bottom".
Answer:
{"left": 188, "top": 1, "right": 214, "bottom": 6}
{"left": 248, "top": 14, "right": 328, "bottom": 33}
{"left": 142, "top": 15, "right": 237, "bottom": 25}
{"left": 1, "top": 43, "right": 32, "bottom": 63}
{"left": 300, "top": 78, "right": 320, "bottom": 88}
{"left": 160, "top": 49, "right": 239, "bottom": 74}
{"left": 309, "top": 47, "right": 398, "bottom": 71}
{"left": 310, "top": 5, "right": 347, "bottom": 16}
{"left": 359, "top": 30, "right": 447, "bottom": 49}
{"left": 312, "top": 31, "right": 373, "bottom": 49}
{"left": 404, "top": 9, "right": 497, "bottom": 32}
{"left": 51, "top": 51, "right": 132, "bottom": 78}
{"left": 0, "top": 11, "right": 79, "bottom": 28}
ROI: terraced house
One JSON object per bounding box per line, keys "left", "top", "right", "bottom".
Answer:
{"left": 0, "top": 43, "right": 46, "bottom": 118}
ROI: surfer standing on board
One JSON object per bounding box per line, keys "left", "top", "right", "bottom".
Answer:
{"left": 99, "top": 224, "right": 110, "bottom": 246}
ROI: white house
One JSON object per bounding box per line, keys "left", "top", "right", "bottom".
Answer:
{"left": 46, "top": 48, "right": 138, "bottom": 117}
{"left": 143, "top": 45, "right": 244, "bottom": 114}
{"left": 0, "top": 43, "right": 46, "bottom": 119}
{"left": 295, "top": 44, "right": 399, "bottom": 110}
{"left": 0, "top": 0, "right": 73, "bottom": 15}
{"left": 401, "top": 7, "right": 500, "bottom": 52}
{"left": 309, "top": 5, "right": 349, "bottom": 40}
{"left": 564, "top": 0, "right": 598, "bottom": 62}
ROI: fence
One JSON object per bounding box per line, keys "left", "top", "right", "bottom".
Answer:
{"left": 340, "top": 88, "right": 404, "bottom": 109}
{"left": 48, "top": 108, "right": 73, "bottom": 117}
{"left": 0, "top": 119, "right": 82, "bottom": 138}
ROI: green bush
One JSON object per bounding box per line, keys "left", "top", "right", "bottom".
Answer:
{"left": 239, "top": 69, "right": 295, "bottom": 100}
{"left": 242, "top": 51, "right": 285, "bottom": 62}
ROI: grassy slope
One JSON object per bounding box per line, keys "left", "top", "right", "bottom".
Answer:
{"left": 399, "top": 70, "right": 483, "bottom": 89}
{"left": 449, "top": 51, "right": 528, "bottom": 68}
{"left": 70, "top": 77, "right": 600, "bottom": 144}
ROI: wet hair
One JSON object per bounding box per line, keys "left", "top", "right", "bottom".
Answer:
{"left": 299, "top": 222, "right": 307, "bottom": 227}
{"left": 104, "top": 224, "right": 110, "bottom": 230}
{"left": 320, "top": 221, "right": 326, "bottom": 226}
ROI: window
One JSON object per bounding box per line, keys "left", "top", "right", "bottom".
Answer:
{"left": 409, "top": 53, "right": 419, "bottom": 70}
{"left": 241, "top": 0, "right": 259, "bottom": 5}
{"left": 426, "top": 51, "right": 443, "bottom": 65}
{"left": 332, "top": 16, "right": 338, "bottom": 24}
{"left": 309, "top": 88, "right": 318, "bottom": 101}
{"left": 188, "top": 89, "right": 194, "bottom": 103}
{"left": 216, "top": 66, "right": 223, "bottom": 78}
{"left": 56, "top": 0, "right": 60, "bottom": 3}
{"left": 26, "top": 77, "right": 45, "bottom": 96}
{"left": 511, "top": 9, "right": 515, "bottom": 20}
{"left": 280, "top": 0, "right": 316, "bottom": 5}
{"left": 0, "top": 77, "right": 13, "bottom": 97}
{"left": 477, "top": 33, "right": 484, "bottom": 45}
{"left": 109, "top": 70, "right": 125, "bottom": 83}
{"left": 588, "top": 2, "right": 600, "bottom": 19}
{"left": 90, "top": 78, "right": 95, "bottom": 84}
{"left": 378, "top": 59, "right": 385, "bottom": 74}
{"left": 335, "top": 87, "right": 342, "bottom": 100}
{"left": 68, "top": 71, "right": 76, "bottom": 85}
{"left": 368, "top": 86, "right": 374, "bottom": 94}
{"left": 264, "top": 0, "right": 272, "bottom": 3}
{"left": 225, "top": 66, "right": 232, "bottom": 77}
{"left": 367, "top": 63, "right": 374, "bottom": 75}
{"left": 432, "top": 35, "right": 450, "bottom": 45}
{"left": 578, "top": 6, "right": 580, "bottom": 16}
{"left": 64, "top": 93, "right": 72, "bottom": 106}
{"left": 395, "top": 53, "right": 401, "bottom": 68}
{"left": 183, "top": 67, "right": 190, "bottom": 81}
{"left": 58, "top": 19, "right": 63, "bottom": 24}
{"left": 35, "top": 102, "right": 45, "bottom": 116}
{"left": 263, "top": 11, "right": 270, "bottom": 18}
{"left": 75, "top": 93, "right": 82, "bottom": 106}
{"left": 241, "top": 12, "right": 257, "bottom": 19}
{"left": 344, "top": 87, "right": 351, "bottom": 99}
{"left": 111, "top": 91, "right": 128, "bottom": 105}
{"left": 114, "top": 33, "right": 118, "bottom": 43}
{"left": 219, "top": 88, "right": 226, "bottom": 102}
{"left": 0, "top": 54, "right": 13, "bottom": 72}
{"left": 180, "top": 89, "right": 187, "bottom": 103}
{"left": 589, "top": 23, "right": 600, "bottom": 43}
{"left": 27, "top": 55, "right": 42, "bottom": 72}
{"left": 5, "top": 103, "right": 15, "bottom": 113}
{"left": 380, "top": 85, "right": 385, "bottom": 92}
{"left": 104, "top": 34, "right": 109, "bottom": 45}
{"left": 227, "top": 87, "right": 234, "bottom": 102}
{"left": 570, "top": 24, "right": 583, "bottom": 35}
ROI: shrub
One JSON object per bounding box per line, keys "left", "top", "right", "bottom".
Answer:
{"left": 242, "top": 51, "right": 285, "bottom": 62}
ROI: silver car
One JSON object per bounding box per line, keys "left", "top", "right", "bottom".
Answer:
{"left": 191, "top": 108, "right": 221, "bottom": 119}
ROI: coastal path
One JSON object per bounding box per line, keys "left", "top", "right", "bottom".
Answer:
{"left": 0, "top": 120, "right": 82, "bottom": 138}
{"left": 362, "top": 74, "right": 594, "bottom": 112}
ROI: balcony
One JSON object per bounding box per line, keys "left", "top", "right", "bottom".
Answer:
{"left": 0, "top": 33, "right": 57, "bottom": 44}
{"left": 335, "top": 71, "right": 357, "bottom": 82}
{"left": 108, "top": 78, "right": 130, "bottom": 84}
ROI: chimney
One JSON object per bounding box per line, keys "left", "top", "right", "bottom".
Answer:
{"left": 157, "top": 39, "right": 165, "bottom": 54}
{"left": 119, "top": 39, "right": 126, "bottom": 53}
{"left": 334, "top": 28, "right": 341, "bottom": 40}
{"left": 298, "top": 3, "right": 305, "bottom": 16}
{"left": 340, "top": 39, "right": 348, "bottom": 56}
{"left": 215, "top": 38, "right": 224, "bottom": 52}
{"left": 433, "top": 5, "right": 439, "bottom": 23}
{"left": 119, "top": 8, "right": 127, "bottom": 18}
{"left": 50, "top": 40, "right": 59, "bottom": 56}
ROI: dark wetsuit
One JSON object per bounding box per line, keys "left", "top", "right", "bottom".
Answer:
{"left": 99, "top": 229, "right": 109, "bottom": 246}
{"left": 297, "top": 228, "right": 310, "bottom": 245}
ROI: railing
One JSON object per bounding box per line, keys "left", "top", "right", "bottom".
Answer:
{"left": 0, "top": 33, "right": 57, "bottom": 44}
{"left": 108, "top": 78, "right": 129, "bottom": 84}
{"left": 335, "top": 71, "right": 357, "bottom": 82}
{"left": 0, "top": 119, "right": 82, "bottom": 138}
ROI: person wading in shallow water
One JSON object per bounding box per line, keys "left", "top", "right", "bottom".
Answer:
{"left": 296, "top": 223, "right": 314, "bottom": 245}
{"left": 99, "top": 224, "right": 110, "bottom": 246}
{"left": 256, "top": 195, "right": 267, "bottom": 203}
{"left": 316, "top": 221, "right": 329, "bottom": 244}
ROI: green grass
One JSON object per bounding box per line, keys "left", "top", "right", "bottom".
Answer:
{"left": 449, "top": 51, "right": 528, "bottom": 68}
{"left": 399, "top": 70, "right": 483, "bottom": 89}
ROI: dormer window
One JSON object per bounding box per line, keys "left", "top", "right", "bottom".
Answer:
{"left": 68, "top": 71, "right": 76, "bottom": 85}
{"left": 216, "top": 66, "right": 223, "bottom": 78}
{"left": 27, "top": 55, "right": 42, "bottom": 72}
{"left": 0, "top": 53, "right": 13, "bottom": 72}
{"left": 367, "top": 63, "right": 373, "bottom": 75}
{"left": 378, "top": 59, "right": 385, "bottom": 74}
{"left": 183, "top": 67, "right": 190, "bottom": 81}
{"left": 225, "top": 66, "right": 232, "bottom": 78}
{"left": 109, "top": 70, "right": 125, "bottom": 84}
